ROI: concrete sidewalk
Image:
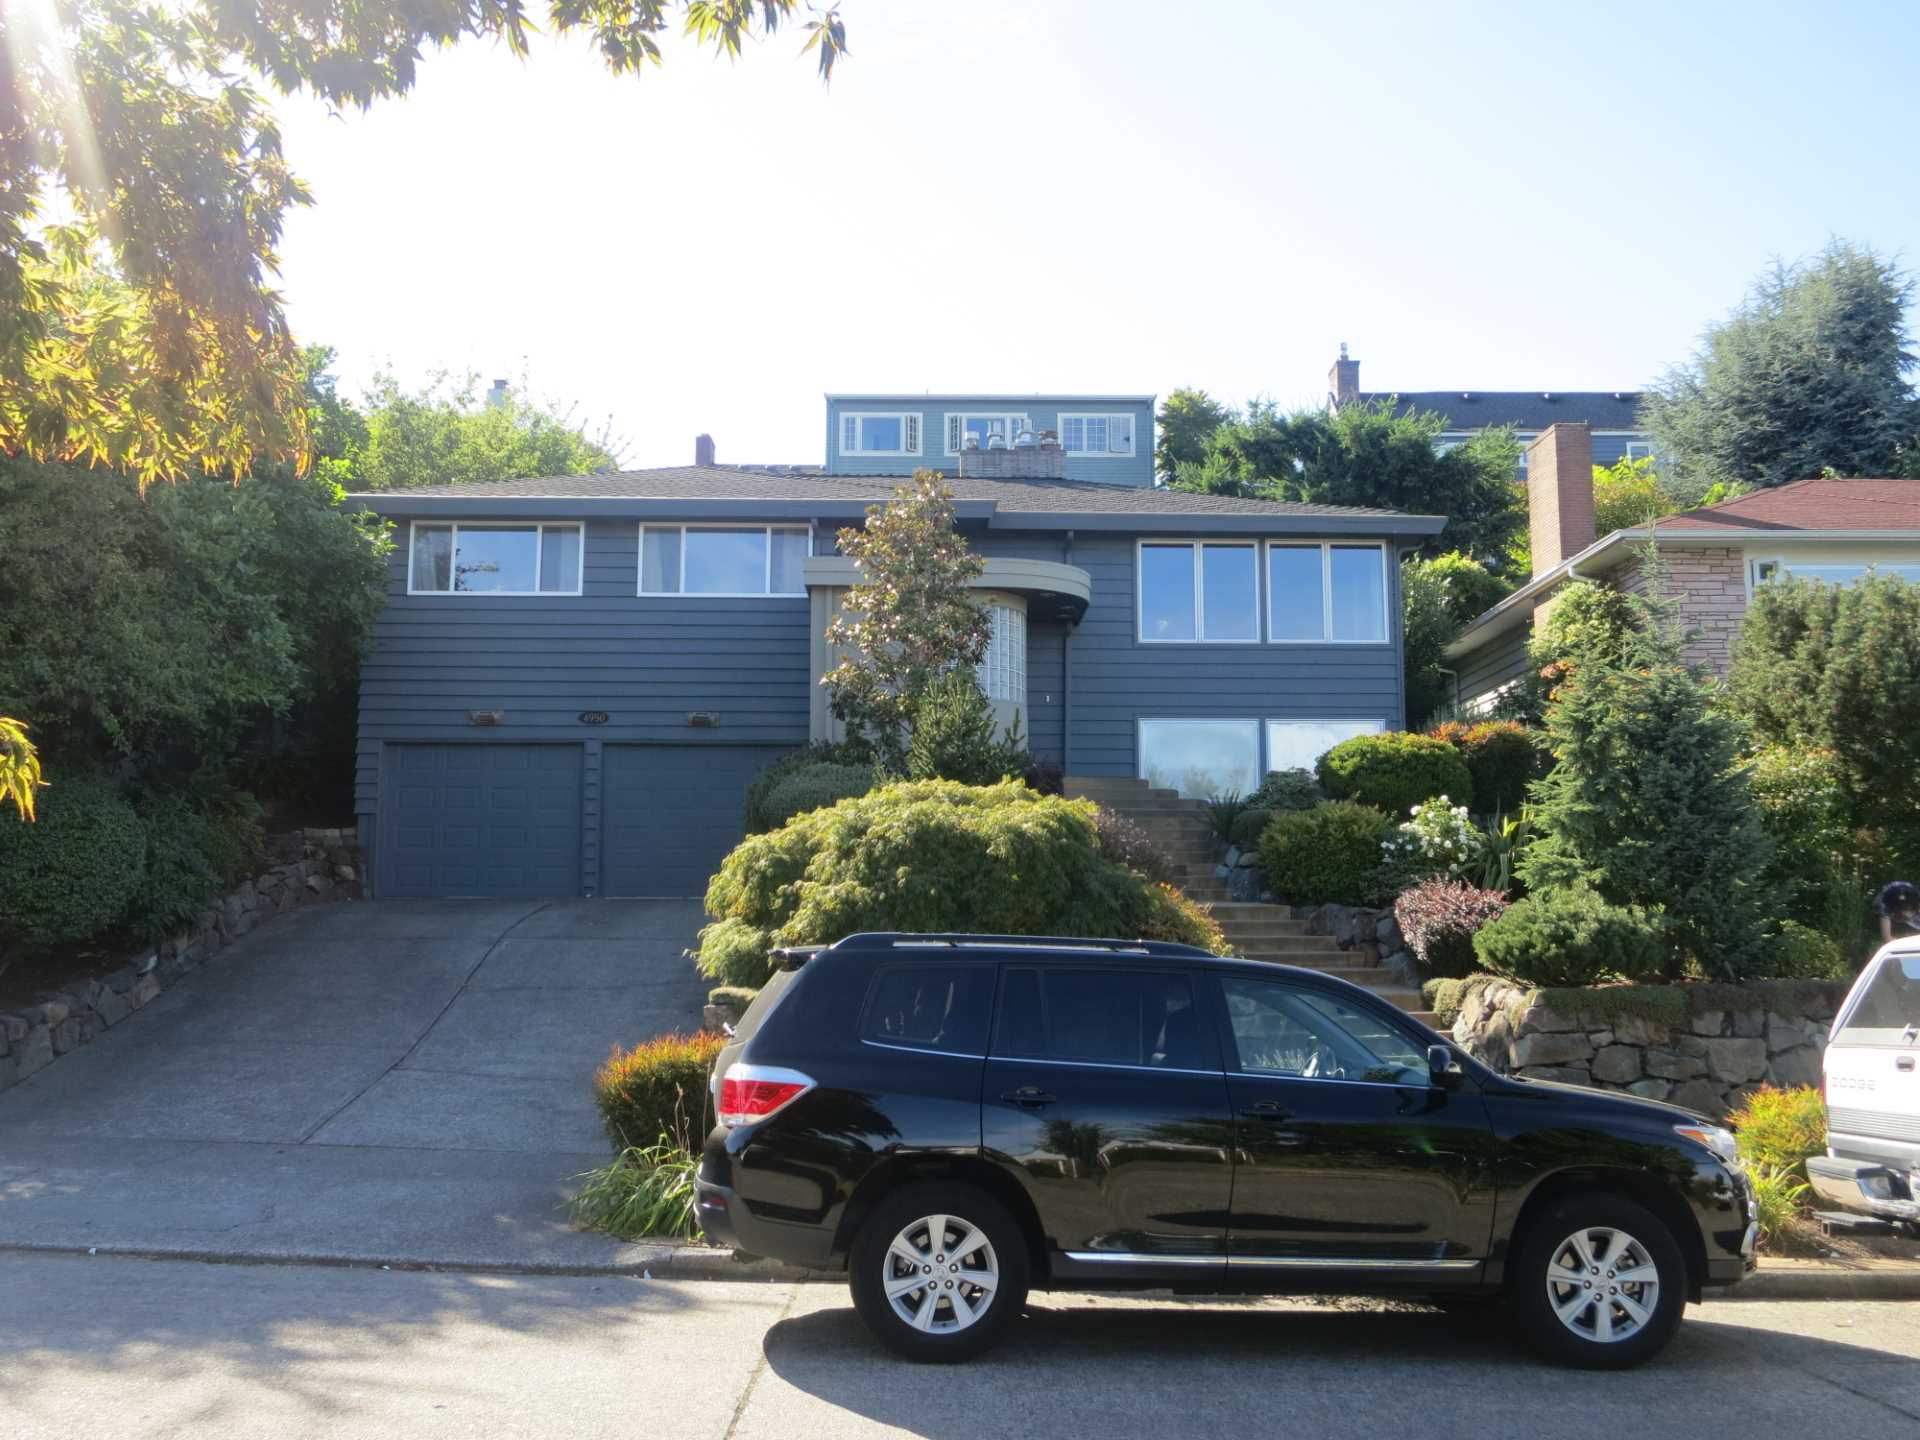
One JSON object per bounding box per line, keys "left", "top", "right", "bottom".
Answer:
{"left": 0, "top": 898, "right": 707, "bottom": 1268}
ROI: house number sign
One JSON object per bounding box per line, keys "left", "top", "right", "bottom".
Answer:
{"left": 579, "top": 711, "right": 610, "bottom": 725}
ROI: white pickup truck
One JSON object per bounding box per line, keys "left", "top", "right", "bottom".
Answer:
{"left": 1809, "top": 938, "right": 1920, "bottom": 1232}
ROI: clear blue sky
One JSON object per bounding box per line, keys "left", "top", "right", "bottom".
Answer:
{"left": 273, "top": 0, "right": 1920, "bottom": 470}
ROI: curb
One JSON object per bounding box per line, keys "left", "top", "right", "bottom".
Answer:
{"left": 1709, "top": 1260, "right": 1920, "bottom": 1303}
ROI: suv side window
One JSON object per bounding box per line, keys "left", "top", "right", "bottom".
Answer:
{"left": 993, "top": 966, "right": 1216, "bottom": 1070}
{"left": 860, "top": 964, "right": 993, "bottom": 1055}
{"left": 1221, "top": 976, "right": 1429, "bottom": 1086}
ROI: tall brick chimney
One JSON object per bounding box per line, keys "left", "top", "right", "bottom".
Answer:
{"left": 1328, "top": 343, "right": 1360, "bottom": 410}
{"left": 1526, "top": 422, "right": 1595, "bottom": 579}
{"left": 694, "top": 433, "right": 716, "bottom": 467}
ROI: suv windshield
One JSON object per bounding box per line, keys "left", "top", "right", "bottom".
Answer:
{"left": 1835, "top": 952, "right": 1920, "bottom": 1042}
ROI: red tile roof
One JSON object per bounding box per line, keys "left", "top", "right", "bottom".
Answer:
{"left": 1657, "top": 478, "right": 1920, "bottom": 533}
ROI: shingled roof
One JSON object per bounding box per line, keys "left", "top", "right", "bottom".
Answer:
{"left": 1657, "top": 477, "right": 1920, "bottom": 533}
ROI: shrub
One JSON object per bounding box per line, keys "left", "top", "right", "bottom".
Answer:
{"left": 125, "top": 777, "right": 266, "bottom": 940}
{"left": 1747, "top": 1165, "right": 1812, "bottom": 1252}
{"left": 1725, "top": 1085, "right": 1826, "bottom": 1182}
{"left": 1251, "top": 767, "right": 1322, "bottom": 811}
{"left": 701, "top": 780, "right": 1195, "bottom": 962}
{"left": 1138, "top": 882, "right": 1229, "bottom": 954}
{"left": 707, "top": 984, "right": 758, "bottom": 1012}
{"left": 1204, "top": 792, "right": 1255, "bottom": 844}
{"left": 592, "top": 1030, "right": 726, "bottom": 1150}
{"left": 0, "top": 770, "right": 145, "bottom": 946}
{"left": 1092, "top": 808, "right": 1176, "bottom": 885}
{"left": 742, "top": 740, "right": 874, "bottom": 834}
{"left": 906, "top": 668, "right": 1026, "bottom": 785}
{"left": 568, "top": 1142, "right": 701, "bottom": 1240}
{"left": 761, "top": 761, "right": 876, "bottom": 830}
{"left": 1394, "top": 878, "right": 1510, "bottom": 979}
{"left": 1316, "top": 732, "right": 1473, "bottom": 818}
{"left": 1381, "top": 797, "right": 1484, "bottom": 885}
{"left": 1748, "top": 745, "right": 1871, "bottom": 939}
{"left": 1257, "top": 801, "right": 1393, "bottom": 906}
{"left": 1472, "top": 888, "right": 1667, "bottom": 987}
{"left": 1022, "top": 756, "right": 1064, "bottom": 795}
{"left": 1766, "top": 921, "right": 1849, "bottom": 980}
{"left": 694, "top": 916, "right": 777, "bottom": 987}
{"left": 1457, "top": 722, "right": 1537, "bottom": 815}
{"left": 1229, "top": 806, "right": 1273, "bottom": 849}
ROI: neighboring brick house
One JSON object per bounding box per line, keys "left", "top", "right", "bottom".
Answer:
{"left": 1444, "top": 424, "right": 1920, "bottom": 709}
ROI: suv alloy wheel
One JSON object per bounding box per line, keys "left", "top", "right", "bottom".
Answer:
{"left": 849, "top": 1181, "right": 1031, "bottom": 1362}
{"left": 1510, "top": 1195, "right": 1686, "bottom": 1368}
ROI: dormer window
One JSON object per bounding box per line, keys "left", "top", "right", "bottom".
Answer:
{"left": 1059, "top": 412, "right": 1136, "bottom": 457}
{"left": 841, "top": 412, "right": 921, "bottom": 457}
{"left": 945, "top": 412, "right": 1029, "bottom": 456}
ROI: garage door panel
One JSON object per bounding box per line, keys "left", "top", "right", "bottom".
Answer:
{"left": 602, "top": 743, "right": 789, "bottom": 898}
{"left": 379, "top": 744, "right": 583, "bottom": 898}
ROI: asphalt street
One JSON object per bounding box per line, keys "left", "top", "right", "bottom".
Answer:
{"left": 4, "top": 1253, "right": 1918, "bottom": 1440}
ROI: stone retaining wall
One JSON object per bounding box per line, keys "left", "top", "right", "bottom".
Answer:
{"left": 1446, "top": 975, "right": 1848, "bottom": 1118}
{"left": 0, "top": 827, "right": 361, "bottom": 1093}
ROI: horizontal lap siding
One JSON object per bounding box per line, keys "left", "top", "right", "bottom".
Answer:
{"left": 355, "top": 520, "right": 812, "bottom": 848}
{"left": 1456, "top": 624, "right": 1532, "bottom": 711}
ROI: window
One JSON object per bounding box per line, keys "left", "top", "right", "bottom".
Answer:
{"left": 994, "top": 967, "right": 1212, "bottom": 1070}
{"left": 638, "top": 526, "right": 809, "bottom": 596}
{"left": 1265, "top": 543, "right": 1388, "bottom": 644}
{"left": 1221, "top": 976, "right": 1429, "bottom": 1086}
{"left": 1138, "top": 541, "right": 1259, "bottom": 642}
{"left": 408, "top": 523, "right": 582, "bottom": 595}
{"left": 944, "top": 412, "right": 1029, "bottom": 456}
{"left": 1833, "top": 954, "right": 1920, "bottom": 1041}
{"left": 1266, "top": 719, "right": 1386, "bottom": 774}
{"left": 978, "top": 601, "right": 1026, "bottom": 702}
{"left": 1058, "top": 412, "right": 1136, "bottom": 457}
{"left": 1140, "top": 719, "right": 1260, "bottom": 800}
{"left": 1750, "top": 558, "right": 1920, "bottom": 590}
{"left": 861, "top": 965, "right": 994, "bottom": 1055}
{"left": 1624, "top": 441, "right": 1655, "bottom": 462}
{"left": 841, "top": 412, "right": 921, "bottom": 456}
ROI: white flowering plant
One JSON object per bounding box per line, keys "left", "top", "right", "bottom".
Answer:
{"left": 1381, "top": 796, "right": 1486, "bottom": 884}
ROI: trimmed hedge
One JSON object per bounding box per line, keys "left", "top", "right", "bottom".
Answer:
{"left": 699, "top": 780, "right": 1229, "bottom": 983}
{"left": 0, "top": 771, "right": 146, "bottom": 946}
{"left": 1256, "top": 800, "right": 1393, "bottom": 906}
{"left": 1472, "top": 888, "right": 1666, "bottom": 987}
{"left": 742, "top": 741, "right": 874, "bottom": 834}
{"left": 761, "top": 761, "right": 877, "bottom": 830}
{"left": 593, "top": 1031, "right": 726, "bottom": 1150}
{"left": 1317, "top": 732, "right": 1473, "bottom": 818}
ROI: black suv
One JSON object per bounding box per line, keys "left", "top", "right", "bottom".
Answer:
{"left": 695, "top": 934, "right": 1756, "bottom": 1367}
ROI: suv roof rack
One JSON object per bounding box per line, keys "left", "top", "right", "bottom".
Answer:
{"left": 827, "top": 932, "right": 1219, "bottom": 960}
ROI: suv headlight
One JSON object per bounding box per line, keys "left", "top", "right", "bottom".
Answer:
{"left": 1673, "top": 1123, "right": 1741, "bottom": 1167}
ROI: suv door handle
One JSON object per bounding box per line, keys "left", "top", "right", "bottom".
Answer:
{"left": 1001, "top": 1087, "right": 1057, "bottom": 1109}
{"left": 1897, "top": 1056, "right": 1915, "bottom": 1072}
{"left": 1243, "top": 1101, "right": 1291, "bottom": 1118}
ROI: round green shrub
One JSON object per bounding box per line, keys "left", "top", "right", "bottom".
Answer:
{"left": 761, "top": 761, "right": 876, "bottom": 829}
{"left": 1471, "top": 887, "right": 1667, "bottom": 987}
{"left": 701, "top": 779, "right": 1187, "bottom": 962}
{"left": 1460, "top": 722, "right": 1537, "bottom": 815}
{"left": 1228, "top": 805, "right": 1273, "bottom": 849}
{"left": 1316, "top": 732, "right": 1473, "bottom": 818}
{"left": 742, "top": 741, "right": 874, "bottom": 833}
{"left": 1250, "top": 768, "right": 1322, "bottom": 811}
{"left": 694, "top": 916, "right": 777, "bottom": 987}
{"left": 1256, "top": 800, "right": 1393, "bottom": 906}
{"left": 593, "top": 1030, "right": 725, "bottom": 1149}
{"left": 1766, "top": 921, "right": 1849, "bottom": 980}
{"left": 0, "top": 771, "right": 146, "bottom": 946}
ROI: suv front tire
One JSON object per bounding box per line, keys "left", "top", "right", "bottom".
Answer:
{"left": 849, "top": 1181, "right": 1032, "bottom": 1363}
{"left": 1511, "top": 1194, "right": 1686, "bottom": 1369}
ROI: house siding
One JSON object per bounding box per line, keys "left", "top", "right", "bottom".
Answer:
{"left": 1456, "top": 622, "right": 1533, "bottom": 714}
{"left": 827, "top": 396, "right": 1155, "bottom": 487}
{"left": 1616, "top": 547, "right": 1746, "bottom": 676}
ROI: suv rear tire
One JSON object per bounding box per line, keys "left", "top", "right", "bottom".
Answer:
{"left": 848, "top": 1181, "right": 1031, "bottom": 1362}
{"left": 1510, "top": 1194, "right": 1686, "bottom": 1369}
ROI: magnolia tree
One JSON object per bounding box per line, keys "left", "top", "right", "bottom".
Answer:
{"left": 823, "top": 472, "right": 992, "bottom": 768}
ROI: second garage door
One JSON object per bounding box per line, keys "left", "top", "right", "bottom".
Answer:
{"left": 601, "top": 743, "right": 791, "bottom": 898}
{"left": 380, "top": 743, "right": 583, "bottom": 898}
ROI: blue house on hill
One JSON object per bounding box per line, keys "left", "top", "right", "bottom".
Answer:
{"left": 349, "top": 392, "right": 1443, "bottom": 900}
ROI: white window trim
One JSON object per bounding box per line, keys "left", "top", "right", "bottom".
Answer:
{"left": 1135, "top": 539, "right": 1262, "bottom": 645}
{"left": 1057, "top": 411, "right": 1137, "bottom": 458}
{"left": 636, "top": 523, "right": 812, "bottom": 599}
{"left": 1623, "top": 441, "right": 1655, "bottom": 461}
{"left": 943, "top": 411, "right": 1030, "bottom": 457}
{"left": 406, "top": 521, "right": 585, "bottom": 597}
{"left": 840, "top": 411, "right": 921, "bottom": 458}
{"left": 1264, "top": 541, "right": 1391, "bottom": 647}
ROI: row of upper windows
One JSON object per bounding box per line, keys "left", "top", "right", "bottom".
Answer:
{"left": 839, "top": 410, "right": 1138, "bottom": 458}
{"left": 1138, "top": 540, "right": 1390, "bottom": 646}
{"left": 406, "top": 523, "right": 811, "bottom": 597}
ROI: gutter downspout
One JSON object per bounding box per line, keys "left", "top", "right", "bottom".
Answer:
{"left": 1062, "top": 530, "right": 1074, "bottom": 775}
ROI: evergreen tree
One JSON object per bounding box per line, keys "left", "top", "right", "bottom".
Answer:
{"left": 1154, "top": 389, "right": 1233, "bottom": 482}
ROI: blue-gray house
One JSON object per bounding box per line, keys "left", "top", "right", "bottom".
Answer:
{"left": 349, "top": 394, "right": 1444, "bottom": 899}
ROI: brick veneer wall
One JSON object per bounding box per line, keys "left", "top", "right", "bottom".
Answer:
{"left": 1617, "top": 547, "right": 1748, "bottom": 676}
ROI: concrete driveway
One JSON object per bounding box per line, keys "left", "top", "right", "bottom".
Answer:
{"left": 0, "top": 899, "right": 709, "bottom": 1267}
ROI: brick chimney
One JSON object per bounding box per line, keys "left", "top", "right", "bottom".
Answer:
{"left": 694, "top": 433, "right": 716, "bottom": 467}
{"left": 1328, "top": 343, "right": 1360, "bottom": 410}
{"left": 1526, "top": 422, "right": 1595, "bottom": 578}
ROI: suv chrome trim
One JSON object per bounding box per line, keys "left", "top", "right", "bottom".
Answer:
{"left": 1062, "top": 1252, "right": 1227, "bottom": 1267}
{"left": 1062, "top": 1252, "right": 1479, "bottom": 1272}
{"left": 985, "top": 1053, "right": 1226, "bottom": 1080}
{"left": 861, "top": 1038, "right": 987, "bottom": 1061}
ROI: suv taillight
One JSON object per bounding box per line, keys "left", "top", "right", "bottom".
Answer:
{"left": 717, "top": 1064, "right": 815, "bottom": 1129}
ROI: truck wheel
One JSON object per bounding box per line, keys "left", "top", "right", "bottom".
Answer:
{"left": 1511, "top": 1194, "right": 1687, "bottom": 1369}
{"left": 848, "top": 1181, "right": 1030, "bottom": 1363}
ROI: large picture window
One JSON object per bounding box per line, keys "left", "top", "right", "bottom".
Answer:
{"left": 841, "top": 412, "right": 921, "bottom": 456}
{"left": 1266, "top": 542, "right": 1388, "bottom": 644}
{"left": 1138, "top": 541, "right": 1259, "bottom": 643}
{"left": 407, "top": 523, "right": 582, "bottom": 595}
{"left": 639, "top": 526, "right": 809, "bottom": 596}
{"left": 1266, "top": 719, "right": 1386, "bottom": 774}
{"left": 1139, "top": 720, "right": 1260, "bottom": 800}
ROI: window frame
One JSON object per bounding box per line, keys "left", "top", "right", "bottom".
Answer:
{"left": 636, "top": 523, "right": 813, "bottom": 598}
{"left": 1215, "top": 973, "right": 1432, "bottom": 1088}
{"left": 405, "top": 520, "right": 585, "bottom": 597}
{"left": 943, "top": 411, "right": 1031, "bottom": 457}
{"left": 1137, "top": 717, "right": 1262, "bottom": 799}
{"left": 1135, "top": 538, "right": 1262, "bottom": 645}
{"left": 1057, "top": 411, "right": 1137, "bottom": 458}
{"left": 1264, "top": 718, "right": 1388, "bottom": 774}
{"left": 1623, "top": 440, "right": 1655, "bottom": 462}
{"left": 1263, "top": 540, "right": 1391, "bottom": 647}
{"left": 840, "top": 411, "right": 922, "bottom": 458}
{"left": 990, "top": 963, "right": 1220, "bottom": 1075}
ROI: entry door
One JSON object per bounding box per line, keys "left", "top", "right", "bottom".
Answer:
{"left": 1212, "top": 974, "right": 1496, "bottom": 1266}
{"left": 982, "top": 965, "right": 1234, "bottom": 1269}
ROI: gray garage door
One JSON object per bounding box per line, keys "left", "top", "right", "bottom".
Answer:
{"left": 380, "top": 744, "right": 583, "bottom": 898}
{"left": 602, "top": 743, "right": 791, "bottom": 897}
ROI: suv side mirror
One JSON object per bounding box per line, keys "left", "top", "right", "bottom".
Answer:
{"left": 1427, "top": 1043, "right": 1462, "bottom": 1089}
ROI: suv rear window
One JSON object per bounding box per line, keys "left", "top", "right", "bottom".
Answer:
{"left": 860, "top": 964, "right": 993, "bottom": 1055}
{"left": 1835, "top": 953, "right": 1920, "bottom": 1042}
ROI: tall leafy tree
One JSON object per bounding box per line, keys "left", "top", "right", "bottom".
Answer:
{"left": 0, "top": 0, "right": 847, "bottom": 489}
{"left": 1154, "top": 388, "right": 1232, "bottom": 481}
{"left": 1645, "top": 240, "right": 1920, "bottom": 499}
{"left": 1591, "top": 455, "right": 1678, "bottom": 535}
